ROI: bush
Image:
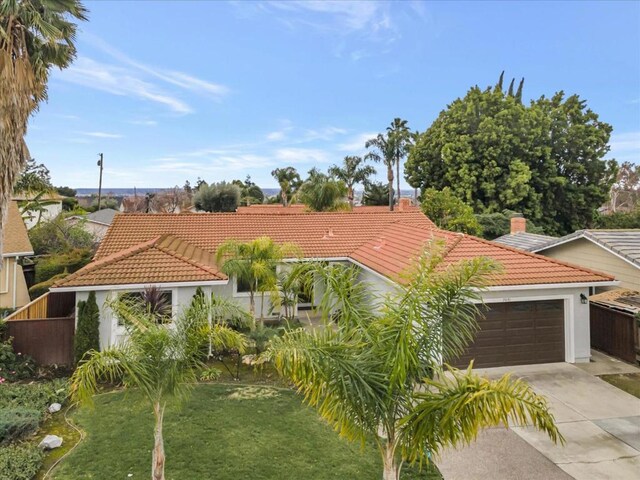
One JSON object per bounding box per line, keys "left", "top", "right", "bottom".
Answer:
{"left": 193, "top": 182, "right": 241, "bottom": 212}
{"left": 35, "top": 248, "right": 93, "bottom": 284}
{"left": 596, "top": 208, "right": 640, "bottom": 229}
{"left": 0, "top": 339, "right": 36, "bottom": 382}
{"left": 74, "top": 292, "right": 100, "bottom": 364}
{"left": 0, "top": 444, "right": 43, "bottom": 480}
{"left": 199, "top": 366, "right": 223, "bottom": 382}
{"left": 28, "top": 272, "right": 68, "bottom": 299}
{"left": 0, "top": 379, "right": 69, "bottom": 411}
{"left": 29, "top": 217, "right": 95, "bottom": 256}
{"left": 0, "top": 408, "right": 41, "bottom": 445}
{"left": 248, "top": 326, "right": 279, "bottom": 354}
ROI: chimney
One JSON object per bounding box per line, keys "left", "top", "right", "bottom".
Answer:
{"left": 510, "top": 216, "right": 526, "bottom": 234}
{"left": 398, "top": 198, "right": 412, "bottom": 211}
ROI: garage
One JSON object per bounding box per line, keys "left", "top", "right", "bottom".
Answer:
{"left": 453, "top": 300, "right": 565, "bottom": 368}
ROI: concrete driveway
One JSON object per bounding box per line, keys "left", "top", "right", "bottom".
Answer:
{"left": 437, "top": 352, "right": 640, "bottom": 479}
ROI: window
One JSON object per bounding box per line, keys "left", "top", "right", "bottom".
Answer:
{"left": 118, "top": 289, "right": 173, "bottom": 325}
{"left": 235, "top": 268, "right": 277, "bottom": 295}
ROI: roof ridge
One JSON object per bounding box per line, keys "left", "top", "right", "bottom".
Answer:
{"left": 472, "top": 234, "right": 614, "bottom": 280}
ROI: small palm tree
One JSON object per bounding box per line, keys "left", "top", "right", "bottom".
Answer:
{"left": 215, "top": 237, "right": 300, "bottom": 327}
{"left": 271, "top": 166, "right": 302, "bottom": 207}
{"left": 298, "top": 168, "right": 348, "bottom": 212}
{"left": 0, "top": 1, "right": 87, "bottom": 257}
{"left": 267, "top": 244, "right": 563, "bottom": 480}
{"left": 71, "top": 295, "right": 246, "bottom": 480}
{"left": 328, "top": 156, "right": 376, "bottom": 208}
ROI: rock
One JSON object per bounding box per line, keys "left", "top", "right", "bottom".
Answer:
{"left": 48, "top": 403, "right": 62, "bottom": 414}
{"left": 242, "top": 354, "right": 256, "bottom": 365}
{"left": 39, "top": 434, "right": 63, "bottom": 450}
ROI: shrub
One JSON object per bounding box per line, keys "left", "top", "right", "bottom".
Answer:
{"left": 0, "top": 444, "right": 43, "bottom": 480}
{"left": 28, "top": 272, "right": 68, "bottom": 300}
{"left": 0, "top": 408, "right": 41, "bottom": 445}
{"left": 248, "top": 326, "right": 279, "bottom": 354}
{"left": 199, "top": 366, "right": 223, "bottom": 382}
{"left": 74, "top": 292, "right": 100, "bottom": 364}
{"left": 0, "top": 339, "right": 36, "bottom": 382}
{"left": 193, "top": 182, "right": 240, "bottom": 212}
{"left": 0, "top": 379, "right": 69, "bottom": 411}
{"left": 29, "top": 217, "right": 95, "bottom": 255}
{"left": 35, "top": 248, "right": 93, "bottom": 284}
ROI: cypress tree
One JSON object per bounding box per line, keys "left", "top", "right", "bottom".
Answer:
{"left": 74, "top": 291, "right": 100, "bottom": 364}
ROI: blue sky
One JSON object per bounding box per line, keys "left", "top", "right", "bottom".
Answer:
{"left": 26, "top": 0, "right": 640, "bottom": 189}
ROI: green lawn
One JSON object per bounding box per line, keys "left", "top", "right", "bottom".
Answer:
{"left": 599, "top": 373, "right": 640, "bottom": 399}
{"left": 52, "top": 384, "right": 440, "bottom": 480}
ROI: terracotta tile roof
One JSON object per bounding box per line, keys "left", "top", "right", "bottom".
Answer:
{"left": 350, "top": 223, "right": 614, "bottom": 286}
{"left": 54, "top": 234, "right": 226, "bottom": 287}
{"left": 94, "top": 211, "right": 435, "bottom": 260}
{"left": 2, "top": 201, "right": 33, "bottom": 256}
{"left": 235, "top": 204, "right": 421, "bottom": 214}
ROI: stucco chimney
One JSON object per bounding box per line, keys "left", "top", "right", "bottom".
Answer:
{"left": 510, "top": 216, "right": 526, "bottom": 234}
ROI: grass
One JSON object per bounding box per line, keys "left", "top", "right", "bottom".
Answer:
{"left": 599, "top": 372, "right": 640, "bottom": 399}
{"left": 51, "top": 383, "right": 441, "bottom": 480}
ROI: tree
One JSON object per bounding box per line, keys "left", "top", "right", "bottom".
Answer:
{"left": 328, "top": 156, "right": 376, "bottom": 208}
{"left": 71, "top": 294, "right": 246, "bottom": 480}
{"left": 215, "top": 237, "right": 300, "bottom": 327}
{"left": 150, "top": 186, "right": 191, "bottom": 213}
{"left": 74, "top": 291, "right": 100, "bottom": 364}
{"left": 298, "top": 168, "right": 347, "bottom": 212}
{"left": 13, "top": 159, "right": 53, "bottom": 194}
{"left": 0, "top": 1, "right": 87, "bottom": 259}
{"left": 29, "top": 215, "right": 95, "bottom": 255}
{"left": 362, "top": 181, "right": 390, "bottom": 206}
{"left": 271, "top": 167, "right": 302, "bottom": 207}
{"left": 607, "top": 161, "right": 640, "bottom": 213}
{"left": 405, "top": 75, "right": 617, "bottom": 235}
{"left": 475, "top": 210, "right": 545, "bottom": 240}
{"left": 267, "top": 246, "right": 562, "bottom": 480}
{"left": 421, "top": 187, "right": 482, "bottom": 235}
{"left": 193, "top": 182, "right": 240, "bottom": 212}
{"left": 596, "top": 207, "right": 640, "bottom": 229}
{"left": 56, "top": 186, "right": 76, "bottom": 198}
{"left": 232, "top": 175, "right": 265, "bottom": 205}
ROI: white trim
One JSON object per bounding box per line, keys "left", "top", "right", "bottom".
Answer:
{"left": 0, "top": 258, "right": 8, "bottom": 294}
{"left": 12, "top": 256, "right": 18, "bottom": 308}
{"left": 480, "top": 294, "right": 576, "bottom": 363}
{"left": 534, "top": 234, "right": 640, "bottom": 271}
{"left": 348, "top": 259, "right": 397, "bottom": 285}
{"left": 483, "top": 280, "right": 618, "bottom": 291}
{"left": 52, "top": 279, "right": 228, "bottom": 293}
{"left": 2, "top": 251, "right": 33, "bottom": 258}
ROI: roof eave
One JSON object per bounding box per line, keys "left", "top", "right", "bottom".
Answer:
{"left": 51, "top": 279, "right": 230, "bottom": 293}
{"left": 483, "top": 280, "right": 619, "bottom": 291}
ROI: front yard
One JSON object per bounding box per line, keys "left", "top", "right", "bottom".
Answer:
{"left": 51, "top": 383, "right": 441, "bottom": 479}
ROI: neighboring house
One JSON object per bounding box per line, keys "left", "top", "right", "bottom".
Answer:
{"left": 50, "top": 210, "right": 616, "bottom": 367}
{"left": 67, "top": 208, "right": 119, "bottom": 241}
{"left": 13, "top": 192, "right": 65, "bottom": 229}
{"left": 532, "top": 230, "right": 640, "bottom": 292}
{"left": 236, "top": 199, "right": 419, "bottom": 214}
{"left": 492, "top": 217, "right": 556, "bottom": 251}
{"left": 1, "top": 201, "right": 34, "bottom": 309}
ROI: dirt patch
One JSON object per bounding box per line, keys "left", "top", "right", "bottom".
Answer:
{"left": 228, "top": 386, "right": 281, "bottom": 400}
{"left": 599, "top": 373, "right": 640, "bottom": 399}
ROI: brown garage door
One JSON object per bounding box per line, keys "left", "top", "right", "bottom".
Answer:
{"left": 453, "top": 300, "right": 565, "bottom": 368}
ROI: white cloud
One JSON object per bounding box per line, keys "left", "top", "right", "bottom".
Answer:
{"left": 302, "top": 126, "right": 347, "bottom": 141}
{"left": 266, "top": 130, "right": 287, "bottom": 141}
{"left": 130, "top": 119, "right": 158, "bottom": 126}
{"left": 337, "top": 132, "right": 377, "bottom": 152}
{"left": 610, "top": 131, "right": 640, "bottom": 163}
{"left": 274, "top": 147, "right": 330, "bottom": 164}
{"left": 80, "top": 131, "right": 123, "bottom": 139}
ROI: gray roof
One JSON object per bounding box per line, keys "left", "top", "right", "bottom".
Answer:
{"left": 492, "top": 232, "right": 557, "bottom": 252}
{"left": 86, "top": 208, "right": 118, "bottom": 226}
{"left": 533, "top": 230, "right": 640, "bottom": 268}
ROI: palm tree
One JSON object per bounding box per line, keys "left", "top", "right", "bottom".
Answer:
{"left": 298, "top": 167, "right": 348, "bottom": 212}
{"left": 215, "top": 237, "right": 300, "bottom": 327}
{"left": 328, "top": 156, "right": 376, "bottom": 208}
{"left": 267, "top": 244, "right": 563, "bottom": 480}
{"left": 365, "top": 119, "right": 412, "bottom": 211}
{"left": 271, "top": 167, "right": 302, "bottom": 207}
{"left": 362, "top": 181, "right": 390, "bottom": 206}
{"left": 0, "top": 1, "right": 87, "bottom": 258}
{"left": 71, "top": 294, "right": 246, "bottom": 480}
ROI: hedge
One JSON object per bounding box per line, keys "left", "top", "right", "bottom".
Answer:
{"left": 0, "top": 444, "right": 43, "bottom": 480}
{"left": 0, "top": 408, "right": 41, "bottom": 445}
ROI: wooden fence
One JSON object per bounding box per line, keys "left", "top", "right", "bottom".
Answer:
{"left": 3, "top": 291, "right": 76, "bottom": 365}
{"left": 590, "top": 303, "right": 639, "bottom": 364}
{"left": 5, "top": 316, "right": 75, "bottom": 365}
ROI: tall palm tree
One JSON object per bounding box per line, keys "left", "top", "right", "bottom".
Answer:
{"left": 0, "top": 1, "right": 87, "bottom": 258}
{"left": 270, "top": 166, "right": 302, "bottom": 207}
{"left": 71, "top": 294, "right": 246, "bottom": 480}
{"left": 267, "top": 244, "right": 563, "bottom": 480}
{"left": 215, "top": 237, "right": 300, "bottom": 326}
{"left": 387, "top": 118, "right": 412, "bottom": 208}
{"left": 328, "top": 156, "right": 376, "bottom": 208}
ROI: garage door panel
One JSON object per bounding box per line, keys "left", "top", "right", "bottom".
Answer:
{"left": 452, "top": 300, "right": 565, "bottom": 368}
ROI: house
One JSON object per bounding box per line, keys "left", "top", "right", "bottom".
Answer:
{"left": 50, "top": 210, "right": 616, "bottom": 368}
{"left": 1, "top": 201, "right": 35, "bottom": 310}
{"left": 13, "top": 192, "right": 65, "bottom": 230}
{"left": 492, "top": 217, "right": 556, "bottom": 251}
{"left": 67, "top": 208, "right": 119, "bottom": 241}
{"left": 235, "top": 199, "right": 419, "bottom": 214}
{"left": 532, "top": 229, "right": 640, "bottom": 292}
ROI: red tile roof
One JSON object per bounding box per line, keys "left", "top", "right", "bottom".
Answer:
{"left": 54, "top": 210, "right": 614, "bottom": 288}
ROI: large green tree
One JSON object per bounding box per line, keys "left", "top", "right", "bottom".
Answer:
{"left": 328, "top": 156, "right": 376, "bottom": 208}
{"left": 267, "top": 246, "right": 562, "bottom": 480}
{"left": 0, "top": 0, "right": 87, "bottom": 258}
{"left": 421, "top": 187, "right": 481, "bottom": 235}
{"left": 193, "top": 181, "right": 240, "bottom": 212}
{"left": 405, "top": 77, "right": 617, "bottom": 235}
{"left": 298, "top": 168, "right": 347, "bottom": 212}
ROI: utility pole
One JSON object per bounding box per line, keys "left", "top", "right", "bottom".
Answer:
{"left": 97, "top": 153, "right": 104, "bottom": 210}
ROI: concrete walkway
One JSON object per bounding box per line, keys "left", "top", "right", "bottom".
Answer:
{"left": 437, "top": 354, "right": 640, "bottom": 479}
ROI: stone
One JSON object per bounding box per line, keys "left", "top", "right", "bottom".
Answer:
{"left": 39, "top": 434, "right": 63, "bottom": 450}
{"left": 48, "top": 403, "right": 62, "bottom": 414}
